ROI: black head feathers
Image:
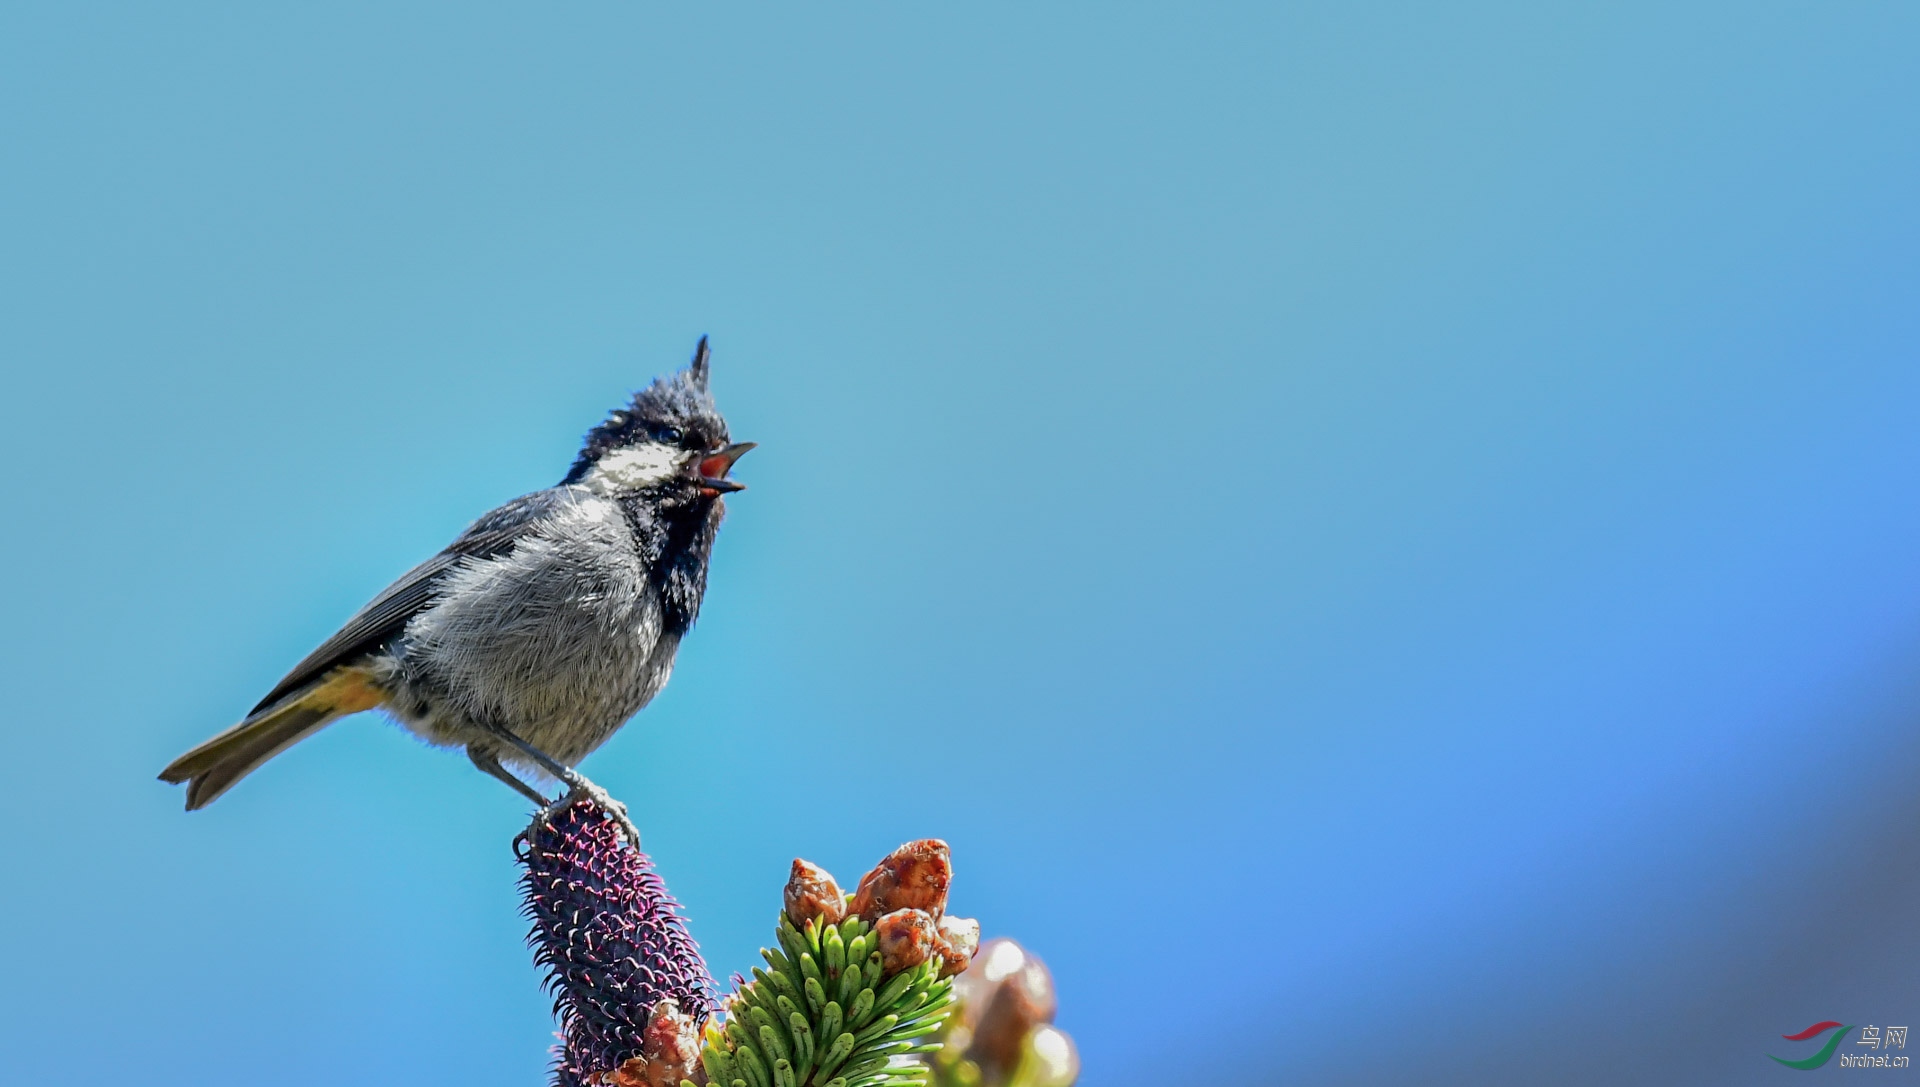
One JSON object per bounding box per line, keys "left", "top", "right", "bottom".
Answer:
{"left": 563, "top": 337, "right": 730, "bottom": 485}
{"left": 689, "top": 335, "right": 711, "bottom": 392}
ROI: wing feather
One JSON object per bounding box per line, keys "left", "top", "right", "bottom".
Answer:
{"left": 249, "top": 489, "right": 572, "bottom": 713}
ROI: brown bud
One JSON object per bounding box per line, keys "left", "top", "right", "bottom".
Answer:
{"left": 783, "top": 858, "right": 847, "bottom": 927}
{"left": 596, "top": 999, "right": 703, "bottom": 1087}
{"left": 602, "top": 1056, "right": 685, "bottom": 1087}
{"left": 603, "top": 1058, "right": 648, "bottom": 1087}
{"left": 957, "top": 939, "right": 1058, "bottom": 1081}
{"left": 932, "top": 915, "right": 980, "bottom": 978}
{"left": 643, "top": 999, "right": 701, "bottom": 1067}
{"left": 872, "top": 907, "right": 937, "bottom": 974}
{"left": 849, "top": 839, "right": 951, "bottom": 921}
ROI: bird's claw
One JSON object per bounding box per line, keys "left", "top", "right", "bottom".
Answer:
{"left": 569, "top": 779, "right": 642, "bottom": 850}
{"left": 519, "top": 774, "right": 641, "bottom": 851}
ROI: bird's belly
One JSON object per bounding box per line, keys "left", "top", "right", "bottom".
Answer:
{"left": 507, "top": 628, "right": 681, "bottom": 764}
{"left": 390, "top": 538, "right": 679, "bottom": 765}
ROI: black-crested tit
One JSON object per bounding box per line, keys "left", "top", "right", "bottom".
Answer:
{"left": 160, "top": 337, "right": 752, "bottom": 840}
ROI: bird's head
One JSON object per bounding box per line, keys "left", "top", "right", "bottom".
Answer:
{"left": 563, "top": 337, "right": 755, "bottom": 501}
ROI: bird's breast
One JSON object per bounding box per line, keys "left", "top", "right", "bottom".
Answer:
{"left": 399, "top": 496, "right": 679, "bottom": 744}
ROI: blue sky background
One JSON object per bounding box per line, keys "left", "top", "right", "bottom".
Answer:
{"left": 3, "top": 5, "right": 1918, "bottom": 1084}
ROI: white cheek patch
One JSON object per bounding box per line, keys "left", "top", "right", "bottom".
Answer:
{"left": 581, "top": 443, "right": 689, "bottom": 494}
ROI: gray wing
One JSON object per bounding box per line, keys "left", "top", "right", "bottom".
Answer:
{"left": 249, "top": 488, "right": 574, "bottom": 713}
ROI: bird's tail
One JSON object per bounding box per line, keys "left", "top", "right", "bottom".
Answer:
{"left": 158, "top": 667, "right": 385, "bottom": 810}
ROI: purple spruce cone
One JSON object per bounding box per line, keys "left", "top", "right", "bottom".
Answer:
{"left": 519, "top": 798, "right": 716, "bottom": 1087}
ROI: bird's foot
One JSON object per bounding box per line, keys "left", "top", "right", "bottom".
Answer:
{"left": 538, "top": 771, "right": 642, "bottom": 851}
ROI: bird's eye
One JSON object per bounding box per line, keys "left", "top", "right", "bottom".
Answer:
{"left": 657, "top": 426, "right": 683, "bottom": 445}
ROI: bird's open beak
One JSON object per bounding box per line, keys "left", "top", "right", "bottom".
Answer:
{"left": 697, "top": 442, "right": 756, "bottom": 494}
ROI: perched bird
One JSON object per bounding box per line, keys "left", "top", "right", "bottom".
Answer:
{"left": 160, "top": 337, "right": 752, "bottom": 841}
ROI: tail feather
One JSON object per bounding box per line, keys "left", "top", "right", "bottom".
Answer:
{"left": 160, "top": 667, "right": 385, "bottom": 810}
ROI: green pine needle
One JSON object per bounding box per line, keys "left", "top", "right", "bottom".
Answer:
{"left": 703, "top": 913, "right": 956, "bottom": 1087}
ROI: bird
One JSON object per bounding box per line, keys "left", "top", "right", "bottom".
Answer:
{"left": 159, "top": 337, "right": 752, "bottom": 843}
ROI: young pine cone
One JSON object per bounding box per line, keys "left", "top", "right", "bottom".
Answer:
{"left": 520, "top": 797, "right": 716, "bottom": 1087}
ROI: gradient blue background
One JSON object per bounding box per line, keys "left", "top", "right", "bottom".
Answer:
{"left": 3, "top": 5, "right": 1918, "bottom": 1084}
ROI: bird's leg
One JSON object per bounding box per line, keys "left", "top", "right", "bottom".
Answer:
{"left": 467, "top": 743, "right": 551, "bottom": 807}
{"left": 477, "top": 720, "right": 641, "bottom": 849}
